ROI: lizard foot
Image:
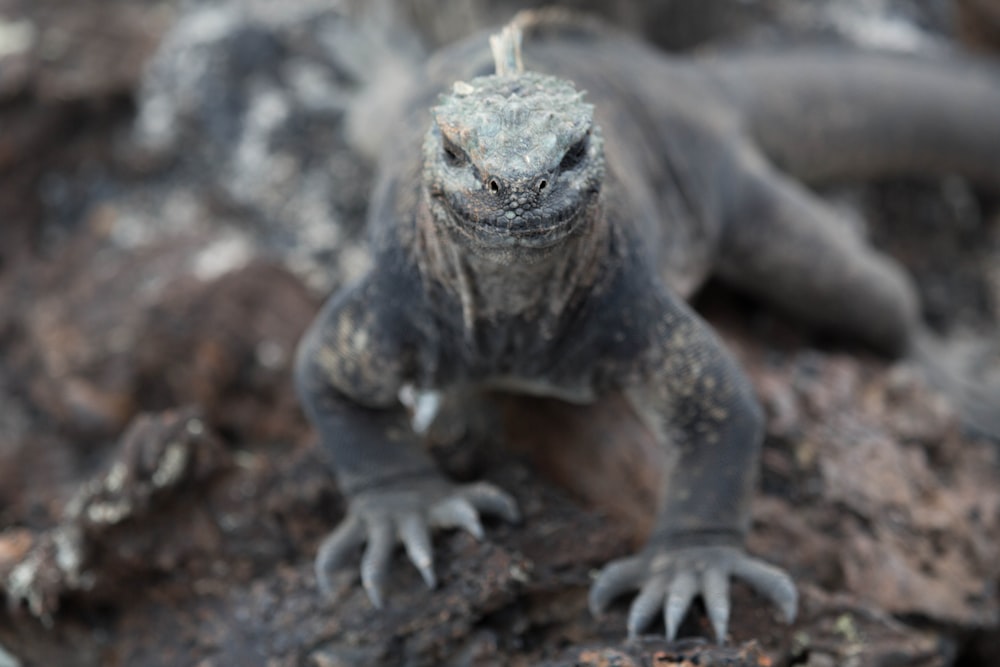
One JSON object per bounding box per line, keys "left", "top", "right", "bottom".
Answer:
{"left": 589, "top": 544, "right": 797, "bottom": 641}
{"left": 315, "top": 477, "right": 520, "bottom": 607}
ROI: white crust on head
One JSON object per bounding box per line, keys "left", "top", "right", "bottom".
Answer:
{"left": 489, "top": 23, "right": 524, "bottom": 76}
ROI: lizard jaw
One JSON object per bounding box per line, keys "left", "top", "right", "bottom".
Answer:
{"left": 431, "top": 186, "right": 597, "bottom": 251}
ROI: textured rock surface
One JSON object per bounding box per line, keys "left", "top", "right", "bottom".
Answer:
{"left": 0, "top": 1, "right": 997, "bottom": 665}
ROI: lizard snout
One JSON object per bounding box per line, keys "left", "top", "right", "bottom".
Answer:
{"left": 485, "top": 172, "right": 553, "bottom": 209}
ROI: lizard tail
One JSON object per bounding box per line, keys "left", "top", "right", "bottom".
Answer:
{"left": 706, "top": 50, "right": 1000, "bottom": 189}
{"left": 912, "top": 330, "right": 1000, "bottom": 442}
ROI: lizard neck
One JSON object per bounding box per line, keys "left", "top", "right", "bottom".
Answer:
{"left": 413, "top": 190, "right": 614, "bottom": 338}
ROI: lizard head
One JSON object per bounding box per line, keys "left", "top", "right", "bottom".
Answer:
{"left": 422, "top": 71, "right": 605, "bottom": 257}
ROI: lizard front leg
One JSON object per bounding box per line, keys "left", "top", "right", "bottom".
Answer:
{"left": 588, "top": 295, "right": 796, "bottom": 641}
{"left": 295, "top": 279, "right": 519, "bottom": 607}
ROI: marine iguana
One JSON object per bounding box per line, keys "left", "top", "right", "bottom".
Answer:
{"left": 295, "top": 9, "right": 1000, "bottom": 641}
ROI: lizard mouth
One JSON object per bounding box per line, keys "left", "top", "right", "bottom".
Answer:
{"left": 435, "top": 188, "right": 596, "bottom": 249}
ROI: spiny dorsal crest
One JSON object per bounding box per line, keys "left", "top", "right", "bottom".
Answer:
{"left": 489, "top": 22, "right": 524, "bottom": 76}
{"left": 431, "top": 19, "right": 594, "bottom": 177}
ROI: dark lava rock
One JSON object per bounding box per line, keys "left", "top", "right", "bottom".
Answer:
{"left": 0, "top": 1, "right": 997, "bottom": 666}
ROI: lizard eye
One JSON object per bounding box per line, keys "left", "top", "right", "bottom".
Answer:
{"left": 442, "top": 137, "right": 467, "bottom": 167}
{"left": 558, "top": 133, "right": 589, "bottom": 172}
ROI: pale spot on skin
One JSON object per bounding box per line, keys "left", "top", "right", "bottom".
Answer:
{"left": 351, "top": 328, "right": 369, "bottom": 351}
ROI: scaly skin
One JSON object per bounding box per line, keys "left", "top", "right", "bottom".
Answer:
{"left": 296, "top": 9, "right": 1000, "bottom": 641}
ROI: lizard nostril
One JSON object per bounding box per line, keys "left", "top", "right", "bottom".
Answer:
{"left": 489, "top": 178, "right": 501, "bottom": 194}
{"left": 537, "top": 178, "right": 548, "bottom": 192}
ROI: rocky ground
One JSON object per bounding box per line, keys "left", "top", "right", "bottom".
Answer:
{"left": 0, "top": 1, "right": 998, "bottom": 665}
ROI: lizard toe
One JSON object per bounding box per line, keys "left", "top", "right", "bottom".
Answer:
{"left": 398, "top": 513, "right": 436, "bottom": 588}
{"left": 588, "top": 555, "right": 644, "bottom": 616}
{"left": 315, "top": 514, "right": 365, "bottom": 596}
{"left": 664, "top": 572, "right": 698, "bottom": 640}
{"left": 360, "top": 521, "right": 395, "bottom": 608}
{"left": 730, "top": 554, "right": 798, "bottom": 623}
{"left": 429, "top": 496, "right": 485, "bottom": 539}
{"left": 458, "top": 481, "right": 522, "bottom": 523}
{"left": 626, "top": 576, "right": 667, "bottom": 638}
{"left": 702, "top": 568, "right": 731, "bottom": 642}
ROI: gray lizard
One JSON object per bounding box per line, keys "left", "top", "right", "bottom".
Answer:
{"left": 295, "top": 9, "right": 1000, "bottom": 641}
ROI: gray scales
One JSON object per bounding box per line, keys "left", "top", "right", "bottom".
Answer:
{"left": 295, "top": 9, "right": 1000, "bottom": 641}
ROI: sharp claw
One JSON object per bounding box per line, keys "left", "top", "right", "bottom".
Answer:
{"left": 731, "top": 557, "right": 799, "bottom": 623}
{"left": 627, "top": 578, "right": 666, "bottom": 639}
{"left": 589, "top": 557, "right": 643, "bottom": 616}
{"left": 430, "top": 497, "right": 484, "bottom": 540}
{"left": 398, "top": 514, "right": 437, "bottom": 589}
{"left": 461, "top": 482, "right": 522, "bottom": 524}
{"left": 702, "top": 569, "right": 731, "bottom": 643}
{"left": 314, "top": 514, "right": 365, "bottom": 596}
{"left": 361, "top": 522, "right": 394, "bottom": 609}
{"left": 664, "top": 571, "right": 697, "bottom": 641}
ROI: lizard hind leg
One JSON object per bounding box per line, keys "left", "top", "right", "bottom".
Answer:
{"left": 715, "top": 144, "right": 921, "bottom": 356}
{"left": 717, "top": 144, "right": 999, "bottom": 438}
